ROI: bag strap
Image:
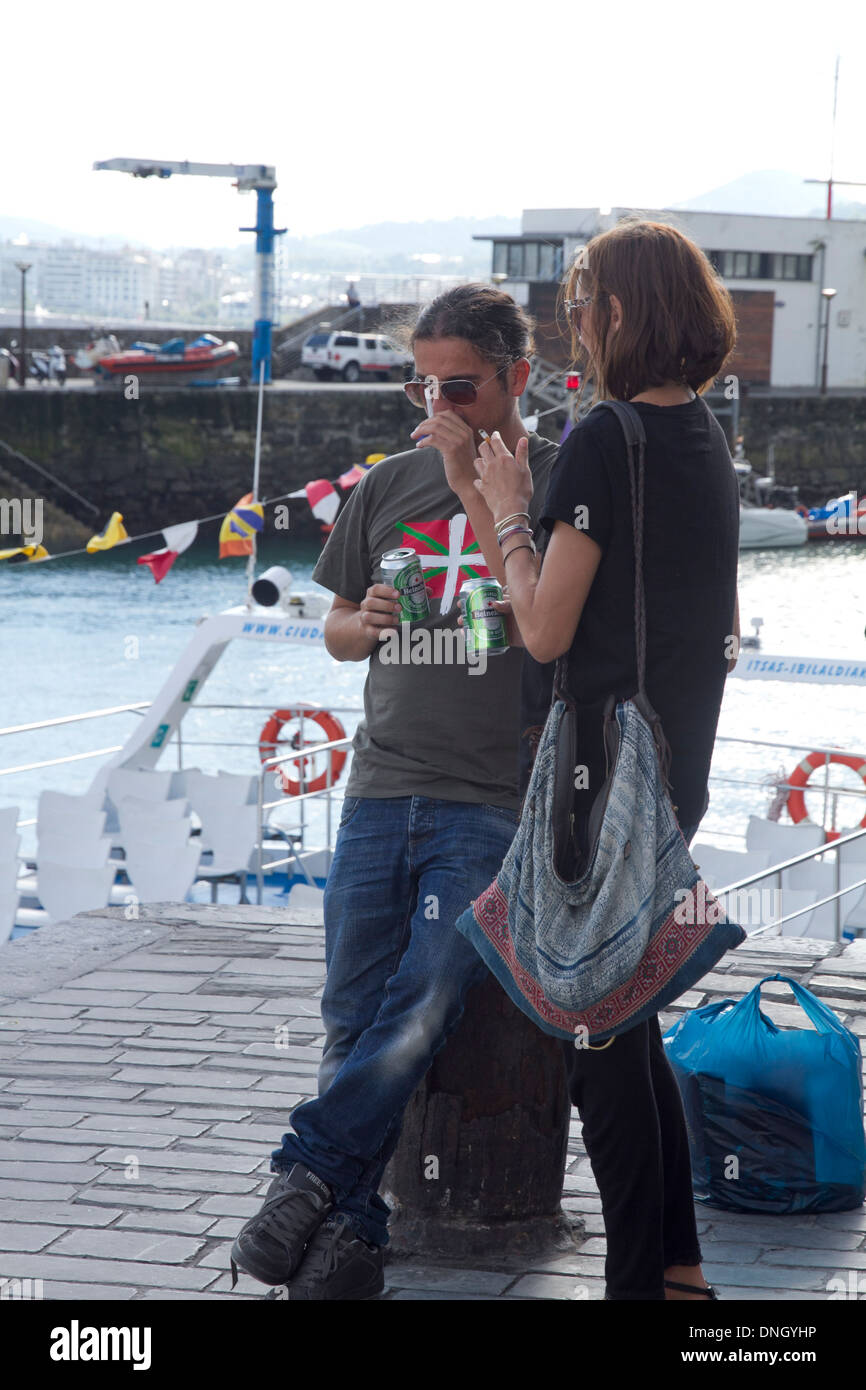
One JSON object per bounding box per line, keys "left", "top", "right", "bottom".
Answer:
{"left": 593, "top": 400, "right": 648, "bottom": 694}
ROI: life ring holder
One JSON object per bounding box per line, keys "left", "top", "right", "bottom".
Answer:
{"left": 786, "top": 750, "right": 866, "bottom": 841}
{"left": 259, "top": 708, "right": 347, "bottom": 796}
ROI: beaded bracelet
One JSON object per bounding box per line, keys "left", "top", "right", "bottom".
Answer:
{"left": 502, "top": 543, "right": 535, "bottom": 563}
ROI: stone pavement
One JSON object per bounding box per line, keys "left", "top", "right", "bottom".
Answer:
{"left": 0, "top": 903, "right": 864, "bottom": 1302}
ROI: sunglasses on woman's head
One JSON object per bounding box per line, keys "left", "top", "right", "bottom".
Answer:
{"left": 564, "top": 295, "right": 593, "bottom": 325}
{"left": 403, "top": 362, "right": 512, "bottom": 408}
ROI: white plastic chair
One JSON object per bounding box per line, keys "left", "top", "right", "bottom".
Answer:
{"left": 124, "top": 841, "right": 202, "bottom": 903}
{"left": 35, "top": 834, "right": 113, "bottom": 870}
{"left": 107, "top": 769, "right": 176, "bottom": 819}
{"left": 36, "top": 860, "right": 117, "bottom": 923}
{"left": 117, "top": 795, "right": 191, "bottom": 828}
{"left": 189, "top": 770, "right": 258, "bottom": 807}
{"left": 37, "top": 793, "right": 106, "bottom": 842}
{"left": 193, "top": 802, "right": 260, "bottom": 902}
{"left": 0, "top": 888, "right": 19, "bottom": 946}
{"left": 690, "top": 845, "right": 772, "bottom": 893}
{"left": 0, "top": 829, "right": 21, "bottom": 865}
{"left": 0, "top": 806, "right": 20, "bottom": 838}
{"left": 745, "top": 815, "right": 826, "bottom": 857}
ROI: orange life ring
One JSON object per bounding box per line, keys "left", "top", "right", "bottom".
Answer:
{"left": 786, "top": 749, "right": 866, "bottom": 841}
{"left": 259, "top": 708, "right": 347, "bottom": 795}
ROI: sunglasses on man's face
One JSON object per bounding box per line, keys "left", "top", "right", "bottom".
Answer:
{"left": 403, "top": 362, "right": 512, "bottom": 408}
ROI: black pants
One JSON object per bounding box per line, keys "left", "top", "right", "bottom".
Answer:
{"left": 561, "top": 818, "right": 703, "bottom": 1300}
{"left": 562, "top": 1014, "right": 702, "bottom": 1300}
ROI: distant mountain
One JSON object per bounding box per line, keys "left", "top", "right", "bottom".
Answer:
{"left": 0, "top": 215, "right": 137, "bottom": 248}
{"left": 0, "top": 212, "right": 520, "bottom": 269}
{"left": 281, "top": 215, "right": 520, "bottom": 273}
{"left": 672, "top": 169, "right": 866, "bottom": 220}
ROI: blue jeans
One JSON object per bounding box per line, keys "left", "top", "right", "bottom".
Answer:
{"left": 270, "top": 795, "right": 519, "bottom": 1246}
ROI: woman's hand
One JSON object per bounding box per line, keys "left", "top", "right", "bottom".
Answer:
{"left": 410, "top": 412, "right": 478, "bottom": 495}
{"left": 473, "top": 431, "right": 533, "bottom": 522}
{"left": 457, "top": 593, "right": 525, "bottom": 648}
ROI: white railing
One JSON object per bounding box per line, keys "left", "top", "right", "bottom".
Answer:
{"left": 2, "top": 706, "right": 864, "bottom": 929}
{"left": 711, "top": 823, "right": 866, "bottom": 942}
{"left": 0, "top": 700, "right": 360, "bottom": 907}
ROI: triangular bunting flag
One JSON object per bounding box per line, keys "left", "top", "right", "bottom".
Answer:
{"left": 0, "top": 544, "right": 49, "bottom": 562}
{"left": 304, "top": 479, "right": 341, "bottom": 526}
{"left": 219, "top": 493, "right": 264, "bottom": 558}
{"left": 87, "top": 511, "right": 129, "bottom": 553}
{"left": 137, "top": 521, "right": 198, "bottom": 584}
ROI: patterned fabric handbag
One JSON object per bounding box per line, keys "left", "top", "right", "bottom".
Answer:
{"left": 456, "top": 399, "right": 746, "bottom": 1043}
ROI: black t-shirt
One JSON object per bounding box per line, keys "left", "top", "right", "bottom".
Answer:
{"left": 520, "top": 395, "right": 740, "bottom": 834}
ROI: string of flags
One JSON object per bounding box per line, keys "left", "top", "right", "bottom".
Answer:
{"left": 287, "top": 454, "right": 385, "bottom": 536}
{"left": 0, "top": 453, "right": 387, "bottom": 581}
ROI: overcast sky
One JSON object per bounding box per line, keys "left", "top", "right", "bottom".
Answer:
{"left": 5, "top": 0, "right": 866, "bottom": 247}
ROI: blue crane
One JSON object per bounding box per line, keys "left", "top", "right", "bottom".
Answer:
{"left": 93, "top": 158, "right": 285, "bottom": 383}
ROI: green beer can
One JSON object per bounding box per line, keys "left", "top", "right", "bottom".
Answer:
{"left": 459, "top": 577, "right": 509, "bottom": 655}
{"left": 380, "top": 547, "right": 430, "bottom": 622}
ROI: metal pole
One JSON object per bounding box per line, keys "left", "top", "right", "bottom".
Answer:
{"left": 245, "top": 360, "right": 266, "bottom": 602}
{"left": 821, "top": 297, "right": 831, "bottom": 394}
{"left": 15, "top": 263, "right": 32, "bottom": 388}
{"left": 256, "top": 769, "right": 265, "bottom": 906}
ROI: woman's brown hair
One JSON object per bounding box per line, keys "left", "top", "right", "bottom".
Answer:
{"left": 563, "top": 217, "right": 737, "bottom": 401}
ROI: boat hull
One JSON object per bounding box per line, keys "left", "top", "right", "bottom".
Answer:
{"left": 739, "top": 506, "right": 808, "bottom": 550}
{"left": 94, "top": 343, "right": 240, "bottom": 384}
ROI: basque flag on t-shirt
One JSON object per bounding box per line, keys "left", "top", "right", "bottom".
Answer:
{"left": 395, "top": 515, "right": 490, "bottom": 612}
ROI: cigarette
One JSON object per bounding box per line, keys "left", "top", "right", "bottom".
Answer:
{"left": 479, "top": 429, "right": 491, "bottom": 442}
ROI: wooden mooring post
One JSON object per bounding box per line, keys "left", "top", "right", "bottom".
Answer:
{"left": 383, "top": 972, "right": 575, "bottom": 1261}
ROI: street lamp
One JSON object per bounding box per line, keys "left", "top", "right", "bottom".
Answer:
{"left": 820, "top": 286, "right": 837, "bottom": 394}
{"left": 14, "top": 261, "right": 32, "bottom": 389}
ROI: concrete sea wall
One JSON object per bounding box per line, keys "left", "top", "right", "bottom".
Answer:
{"left": 0, "top": 387, "right": 865, "bottom": 549}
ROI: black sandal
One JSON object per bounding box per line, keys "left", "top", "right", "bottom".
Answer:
{"left": 664, "top": 1279, "right": 718, "bottom": 1299}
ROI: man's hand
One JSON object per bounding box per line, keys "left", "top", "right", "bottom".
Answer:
{"left": 325, "top": 584, "right": 401, "bottom": 661}
{"left": 410, "top": 412, "right": 478, "bottom": 495}
{"left": 359, "top": 582, "right": 402, "bottom": 636}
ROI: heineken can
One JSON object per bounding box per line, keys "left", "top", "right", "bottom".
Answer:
{"left": 380, "top": 547, "right": 430, "bottom": 622}
{"left": 459, "top": 577, "right": 509, "bottom": 655}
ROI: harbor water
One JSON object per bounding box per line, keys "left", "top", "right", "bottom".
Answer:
{"left": 2, "top": 535, "right": 865, "bottom": 858}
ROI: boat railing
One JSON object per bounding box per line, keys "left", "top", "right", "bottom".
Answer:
{"left": 0, "top": 703, "right": 151, "bottom": 827}
{"left": 704, "top": 823, "right": 866, "bottom": 943}
{"left": 0, "top": 703, "right": 360, "bottom": 902}
{"left": 2, "top": 708, "right": 864, "bottom": 928}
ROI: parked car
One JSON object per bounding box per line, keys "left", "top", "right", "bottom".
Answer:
{"left": 301, "top": 331, "right": 411, "bottom": 382}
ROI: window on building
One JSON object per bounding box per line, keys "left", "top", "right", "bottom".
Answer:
{"left": 507, "top": 243, "right": 523, "bottom": 278}
{"left": 492, "top": 243, "right": 508, "bottom": 276}
{"left": 538, "top": 243, "right": 554, "bottom": 279}
{"left": 710, "top": 249, "right": 812, "bottom": 281}
{"left": 523, "top": 242, "right": 539, "bottom": 279}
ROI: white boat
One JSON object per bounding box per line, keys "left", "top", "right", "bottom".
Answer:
{"left": 735, "top": 460, "right": 808, "bottom": 549}
{"left": 739, "top": 503, "right": 808, "bottom": 550}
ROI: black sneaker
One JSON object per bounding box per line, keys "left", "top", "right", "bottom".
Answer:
{"left": 230, "top": 1163, "right": 332, "bottom": 1287}
{"left": 263, "top": 1215, "right": 385, "bottom": 1301}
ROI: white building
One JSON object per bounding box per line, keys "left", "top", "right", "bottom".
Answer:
{"left": 479, "top": 208, "right": 866, "bottom": 389}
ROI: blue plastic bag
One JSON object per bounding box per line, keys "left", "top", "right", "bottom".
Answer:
{"left": 663, "top": 973, "right": 866, "bottom": 1214}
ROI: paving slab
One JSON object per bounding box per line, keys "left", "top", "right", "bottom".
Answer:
{"left": 0, "top": 905, "right": 862, "bottom": 1302}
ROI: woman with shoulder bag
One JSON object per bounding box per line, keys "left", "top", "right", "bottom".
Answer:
{"left": 453, "top": 217, "right": 741, "bottom": 1301}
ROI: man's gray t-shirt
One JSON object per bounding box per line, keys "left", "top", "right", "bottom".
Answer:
{"left": 312, "top": 434, "right": 558, "bottom": 809}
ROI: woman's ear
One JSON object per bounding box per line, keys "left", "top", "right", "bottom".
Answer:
{"left": 609, "top": 293, "right": 623, "bottom": 333}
